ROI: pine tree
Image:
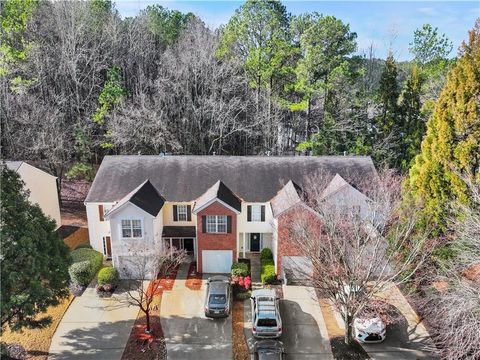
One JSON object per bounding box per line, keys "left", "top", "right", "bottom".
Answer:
{"left": 399, "top": 64, "right": 424, "bottom": 170}
{"left": 1, "top": 165, "right": 71, "bottom": 330}
{"left": 405, "top": 20, "right": 480, "bottom": 231}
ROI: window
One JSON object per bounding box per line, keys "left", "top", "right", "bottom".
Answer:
{"left": 121, "top": 219, "right": 143, "bottom": 239}
{"left": 177, "top": 205, "right": 188, "bottom": 221}
{"left": 248, "top": 204, "right": 265, "bottom": 222}
{"left": 206, "top": 215, "right": 227, "bottom": 233}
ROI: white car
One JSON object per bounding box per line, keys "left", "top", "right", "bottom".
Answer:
{"left": 354, "top": 316, "right": 386, "bottom": 343}
{"left": 251, "top": 289, "right": 282, "bottom": 339}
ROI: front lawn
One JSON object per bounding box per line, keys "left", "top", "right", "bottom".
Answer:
{"left": 0, "top": 295, "right": 74, "bottom": 360}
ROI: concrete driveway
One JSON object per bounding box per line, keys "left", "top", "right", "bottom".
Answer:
{"left": 48, "top": 282, "right": 139, "bottom": 360}
{"left": 160, "top": 264, "right": 232, "bottom": 360}
{"left": 244, "top": 286, "right": 334, "bottom": 360}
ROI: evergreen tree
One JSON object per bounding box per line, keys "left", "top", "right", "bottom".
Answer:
{"left": 1, "top": 165, "right": 70, "bottom": 331}
{"left": 405, "top": 21, "right": 480, "bottom": 231}
{"left": 398, "top": 64, "right": 424, "bottom": 170}
{"left": 375, "top": 51, "right": 400, "bottom": 166}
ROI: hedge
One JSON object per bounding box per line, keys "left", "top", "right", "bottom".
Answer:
{"left": 260, "top": 248, "right": 273, "bottom": 262}
{"left": 97, "top": 267, "right": 119, "bottom": 286}
{"left": 69, "top": 248, "right": 103, "bottom": 286}
{"left": 261, "top": 263, "right": 276, "bottom": 284}
{"left": 260, "top": 248, "right": 276, "bottom": 284}
{"left": 231, "top": 262, "right": 249, "bottom": 277}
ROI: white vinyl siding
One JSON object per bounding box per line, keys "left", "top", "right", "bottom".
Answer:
{"left": 206, "top": 215, "right": 227, "bottom": 233}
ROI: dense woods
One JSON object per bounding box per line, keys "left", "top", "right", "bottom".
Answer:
{"left": 1, "top": 0, "right": 456, "bottom": 180}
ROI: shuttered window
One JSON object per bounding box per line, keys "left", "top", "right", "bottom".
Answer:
{"left": 248, "top": 205, "right": 265, "bottom": 222}
{"left": 205, "top": 215, "right": 228, "bottom": 233}
{"left": 174, "top": 204, "right": 192, "bottom": 221}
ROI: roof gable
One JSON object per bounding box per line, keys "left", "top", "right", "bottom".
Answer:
{"left": 193, "top": 180, "right": 242, "bottom": 213}
{"left": 106, "top": 180, "right": 165, "bottom": 218}
{"left": 270, "top": 180, "right": 303, "bottom": 218}
{"left": 321, "top": 173, "right": 368, "bottom": 201}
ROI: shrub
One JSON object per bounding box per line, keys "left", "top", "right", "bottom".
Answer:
{"left": 231, "top": 262, "right": 249, "bottom": 277}
{"left": 260, "top": 248, "right": 273, "bottom": 261}
{"left": 74, "top": 243, "right": 92, "bottom": 250}
{"left": 97, "top": 267, "right": 119, "bottom": 286}
{"left": 261, "top": 264, "right": 276, "bottom": 284}
{"left": 69, "top": 248, "right": 103, "bottom": 286}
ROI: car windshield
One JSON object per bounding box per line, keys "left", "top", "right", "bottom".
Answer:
{"left": 209, "top": 294, "right": 226, "bottom": 304}
{"left": 257, "top": 318, "right": 277, "bottom": 327}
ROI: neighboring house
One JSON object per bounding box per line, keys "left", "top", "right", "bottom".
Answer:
{"left": 84, "top": 155, "right": 377, "bottom": 279}
{"left": 6, "top": 161, "right": 62, "bottom": 229}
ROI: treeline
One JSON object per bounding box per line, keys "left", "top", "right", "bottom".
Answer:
{"left": 0, "top": 0, "right": 454, "bottom": 182}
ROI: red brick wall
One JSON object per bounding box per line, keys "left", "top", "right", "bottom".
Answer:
{"left": 276, "top": 205, "right": 322, "bottom": 276}
{"left": 196, "top": 201, "right": 237, "bottom": 273}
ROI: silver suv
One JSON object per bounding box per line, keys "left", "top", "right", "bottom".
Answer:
{"left": 251, "top": 289, "right": 282, "bottom": 338}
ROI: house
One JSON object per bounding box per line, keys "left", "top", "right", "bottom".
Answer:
{"left": 84, "top": 155, "right": 377, "bottom": 279}
{"left": 6, "top": 161, "right": 62, "bottom": 228}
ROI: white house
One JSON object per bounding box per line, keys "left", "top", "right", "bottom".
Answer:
{"left": 6, "top": 161, "right": 62, "bottom": 228}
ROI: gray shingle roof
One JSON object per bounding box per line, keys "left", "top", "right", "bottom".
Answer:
{"left": 270, "top": 180, "right": 303, "bottom": 217}
{"left": 85, "top": 155, "right": 377, "bottom": 203}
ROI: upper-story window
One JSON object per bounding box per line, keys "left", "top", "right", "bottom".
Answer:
{"left": 247, "top": 205, "right": 265, "bottom": 222}
{"left": 173, "top": 204, "right": 191, "bottom": 222}
{"left": 121, "top": 219, "right": 143, "bottom": 239}
{"left": 206, "top": 215, "right": 228, "bottom": 233}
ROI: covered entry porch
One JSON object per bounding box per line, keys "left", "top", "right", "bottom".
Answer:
{"left": 237, "top": 232, "right": 273, "bottom": 258}
{"left": 162, "top": 226, "right": 197, "bottom": 257}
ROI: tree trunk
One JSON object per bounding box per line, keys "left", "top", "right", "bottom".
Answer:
{"left": 344, "top": 313, "right": 353, "bottom": 345}
{"left": 145, "top": 309, "right": 151, "bottom": 333}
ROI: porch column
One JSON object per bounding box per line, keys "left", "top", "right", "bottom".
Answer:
{"left": 243, "top": 233, "right": 246, "bottom": 258}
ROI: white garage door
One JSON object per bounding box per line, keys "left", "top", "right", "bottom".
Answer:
{"left": 202, "top": 250, "right": 232, "bottom": 273}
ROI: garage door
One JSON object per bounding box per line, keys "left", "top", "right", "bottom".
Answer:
{"left": 202, "top": 250, "right": 232, "bottom": 273}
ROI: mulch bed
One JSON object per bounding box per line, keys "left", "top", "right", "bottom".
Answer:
{"left": 121, "top": 267, "right": 179, "bottom": 360}
{"left": 232, "top": 300, "right": 249, "bottom": 360}
{"left": 185, "top": 262, "right": 202, "bottom": 291}
{"left": 329, "top": 336, "right": 370, "bottom": 360}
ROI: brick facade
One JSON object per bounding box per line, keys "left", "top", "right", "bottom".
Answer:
{"left": 276, "top": 204, "right": 322, "bottom": 276}
{"left": 196, "top": 201, "right": 237, "bottom": 273}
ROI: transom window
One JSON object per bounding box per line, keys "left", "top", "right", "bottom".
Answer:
{"left": 177, "top": 205, "right": 188, "bottom": 221}
{"left": 121, "top": 219, "right": 143, "bottom": 239}
{"left": 206, "top": 215, "right": 227, "bottom": 233}
{"left": 251, "top": 205, "right": 262, "bottom": 222}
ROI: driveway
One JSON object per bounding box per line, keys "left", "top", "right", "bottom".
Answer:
{"left": 49, "top": 282, "right": 139, "bottom": 360}
{"left": 160, "top": 264, "right": 232, "bottom": 359}
{"left": 244, "top": 286, "right": 334, "bottom": 360}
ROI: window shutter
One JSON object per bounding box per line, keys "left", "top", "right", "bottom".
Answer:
{"left": 173, "top": 205, "right": 178, "bottom": 221}
{"left": 227, "top": 216, "right": 232, "bottom": 233}
{"left": 247, "top": 205, "right": 252, "bottom": 221}
{"left": 202, "top": 216, "right": 206, "bottom": 233}
{"left": 187, "top": 205, "right": 192, "bottom": 221}
{"left": 99, "top": 205, "right": 104, "bottom": 221}
{"left": 261, "top": 205, "right": 265, "bottom": 222}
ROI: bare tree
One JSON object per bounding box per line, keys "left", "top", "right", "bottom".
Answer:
{"left": 422, "top": 177, "right": 480, "bottom": 359}
{"left": 120, "top": 244, "right": 188, "bottom": 333}
{"left": 286, "top": 169, "right": 429, "bottom": 344}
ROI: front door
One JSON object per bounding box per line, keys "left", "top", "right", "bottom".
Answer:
{"left": 103, "top": 236, "right": 112, "bottom": 259}
{"left": 183, "top": 238, "right": 194, "bottom": 253}
{"left": 250, "top": 233, "right": 261, "bottom": 252}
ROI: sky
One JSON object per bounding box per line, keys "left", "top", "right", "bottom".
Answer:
{"left": 115, "top": 1, "right": 480, "bottom": 60}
